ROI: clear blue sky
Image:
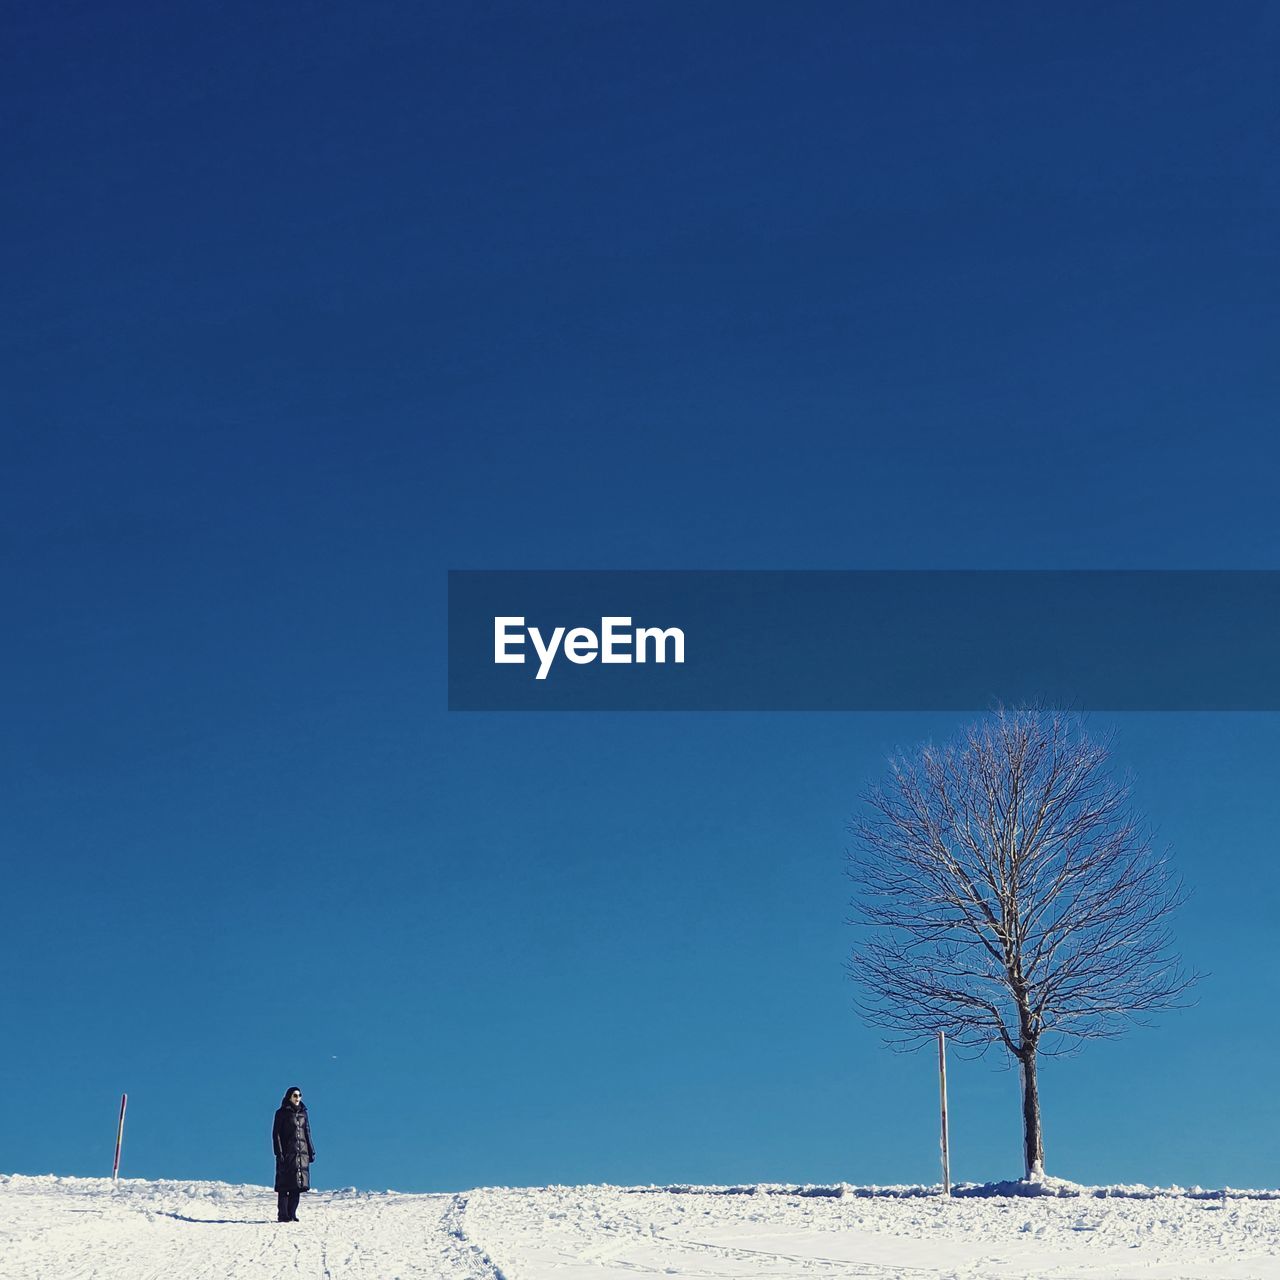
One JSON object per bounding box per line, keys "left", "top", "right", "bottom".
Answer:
{"left": 3, "top": 2, "right": 1278, "bottom": 1192}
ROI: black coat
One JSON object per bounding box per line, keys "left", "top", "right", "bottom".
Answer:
{"left": 273, "top": 1102, "right": 315, "bottom": 1192}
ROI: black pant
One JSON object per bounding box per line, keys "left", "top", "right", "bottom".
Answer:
{"left": 277, "top": 1189, "right": 300, "bottom": 1222}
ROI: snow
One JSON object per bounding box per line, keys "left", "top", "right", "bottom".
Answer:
{"left": 3, "top": 1172, "right": 1280, "bottom": 1278}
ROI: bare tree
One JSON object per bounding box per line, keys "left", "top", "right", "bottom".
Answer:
{"left": 847, "top": 708, "right": 1196, "bottom": 1180}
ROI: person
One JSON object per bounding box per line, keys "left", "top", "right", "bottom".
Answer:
{"left": 272, "top": 1086, "right": 315, "bottom": 1222}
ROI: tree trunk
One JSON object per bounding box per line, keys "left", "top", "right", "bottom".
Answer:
{"left": 1018, "top": 1048, "right": 1044, "bottom": 1179}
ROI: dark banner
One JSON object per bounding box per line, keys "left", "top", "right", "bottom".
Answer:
{"left": 447, "top": 571, "right": 1280, "bottom": 711}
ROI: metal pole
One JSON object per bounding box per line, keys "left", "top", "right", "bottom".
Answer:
{"left": 112, "top": 1093, "right": 128, "bottom": 1183}
{"left": 937, "top": 1032, "right": 951, "bottom": 1196}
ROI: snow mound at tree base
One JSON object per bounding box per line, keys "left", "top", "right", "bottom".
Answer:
{"left": 952, "top": 1178, "right": 1280, "bottom": 1200}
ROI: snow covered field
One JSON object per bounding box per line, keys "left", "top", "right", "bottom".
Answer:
{"left": 3, "top": 1173, "right": 1279, "bottom": 1279}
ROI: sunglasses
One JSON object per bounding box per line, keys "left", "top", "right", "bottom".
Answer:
{"left": 289, "top": 1092, "right": 301, "bottom": 1098}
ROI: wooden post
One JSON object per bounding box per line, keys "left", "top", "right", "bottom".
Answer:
{"left": 112, "top": 1093, "right": 128, "bottom": 1183}
{"left": 937, "top": 1032, "right": 951, "bottom": 1196}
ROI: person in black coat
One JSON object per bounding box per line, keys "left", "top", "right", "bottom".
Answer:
{"left": 272, "top": 1085, "right": 315, "bottom": 1222}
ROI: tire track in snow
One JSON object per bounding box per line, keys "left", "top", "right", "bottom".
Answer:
{"left": 648, "top": 1230, "right": 946, "bottom": 1278}
{"left": 441, "top": 1192, "right": 509, "bottom": 1280}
